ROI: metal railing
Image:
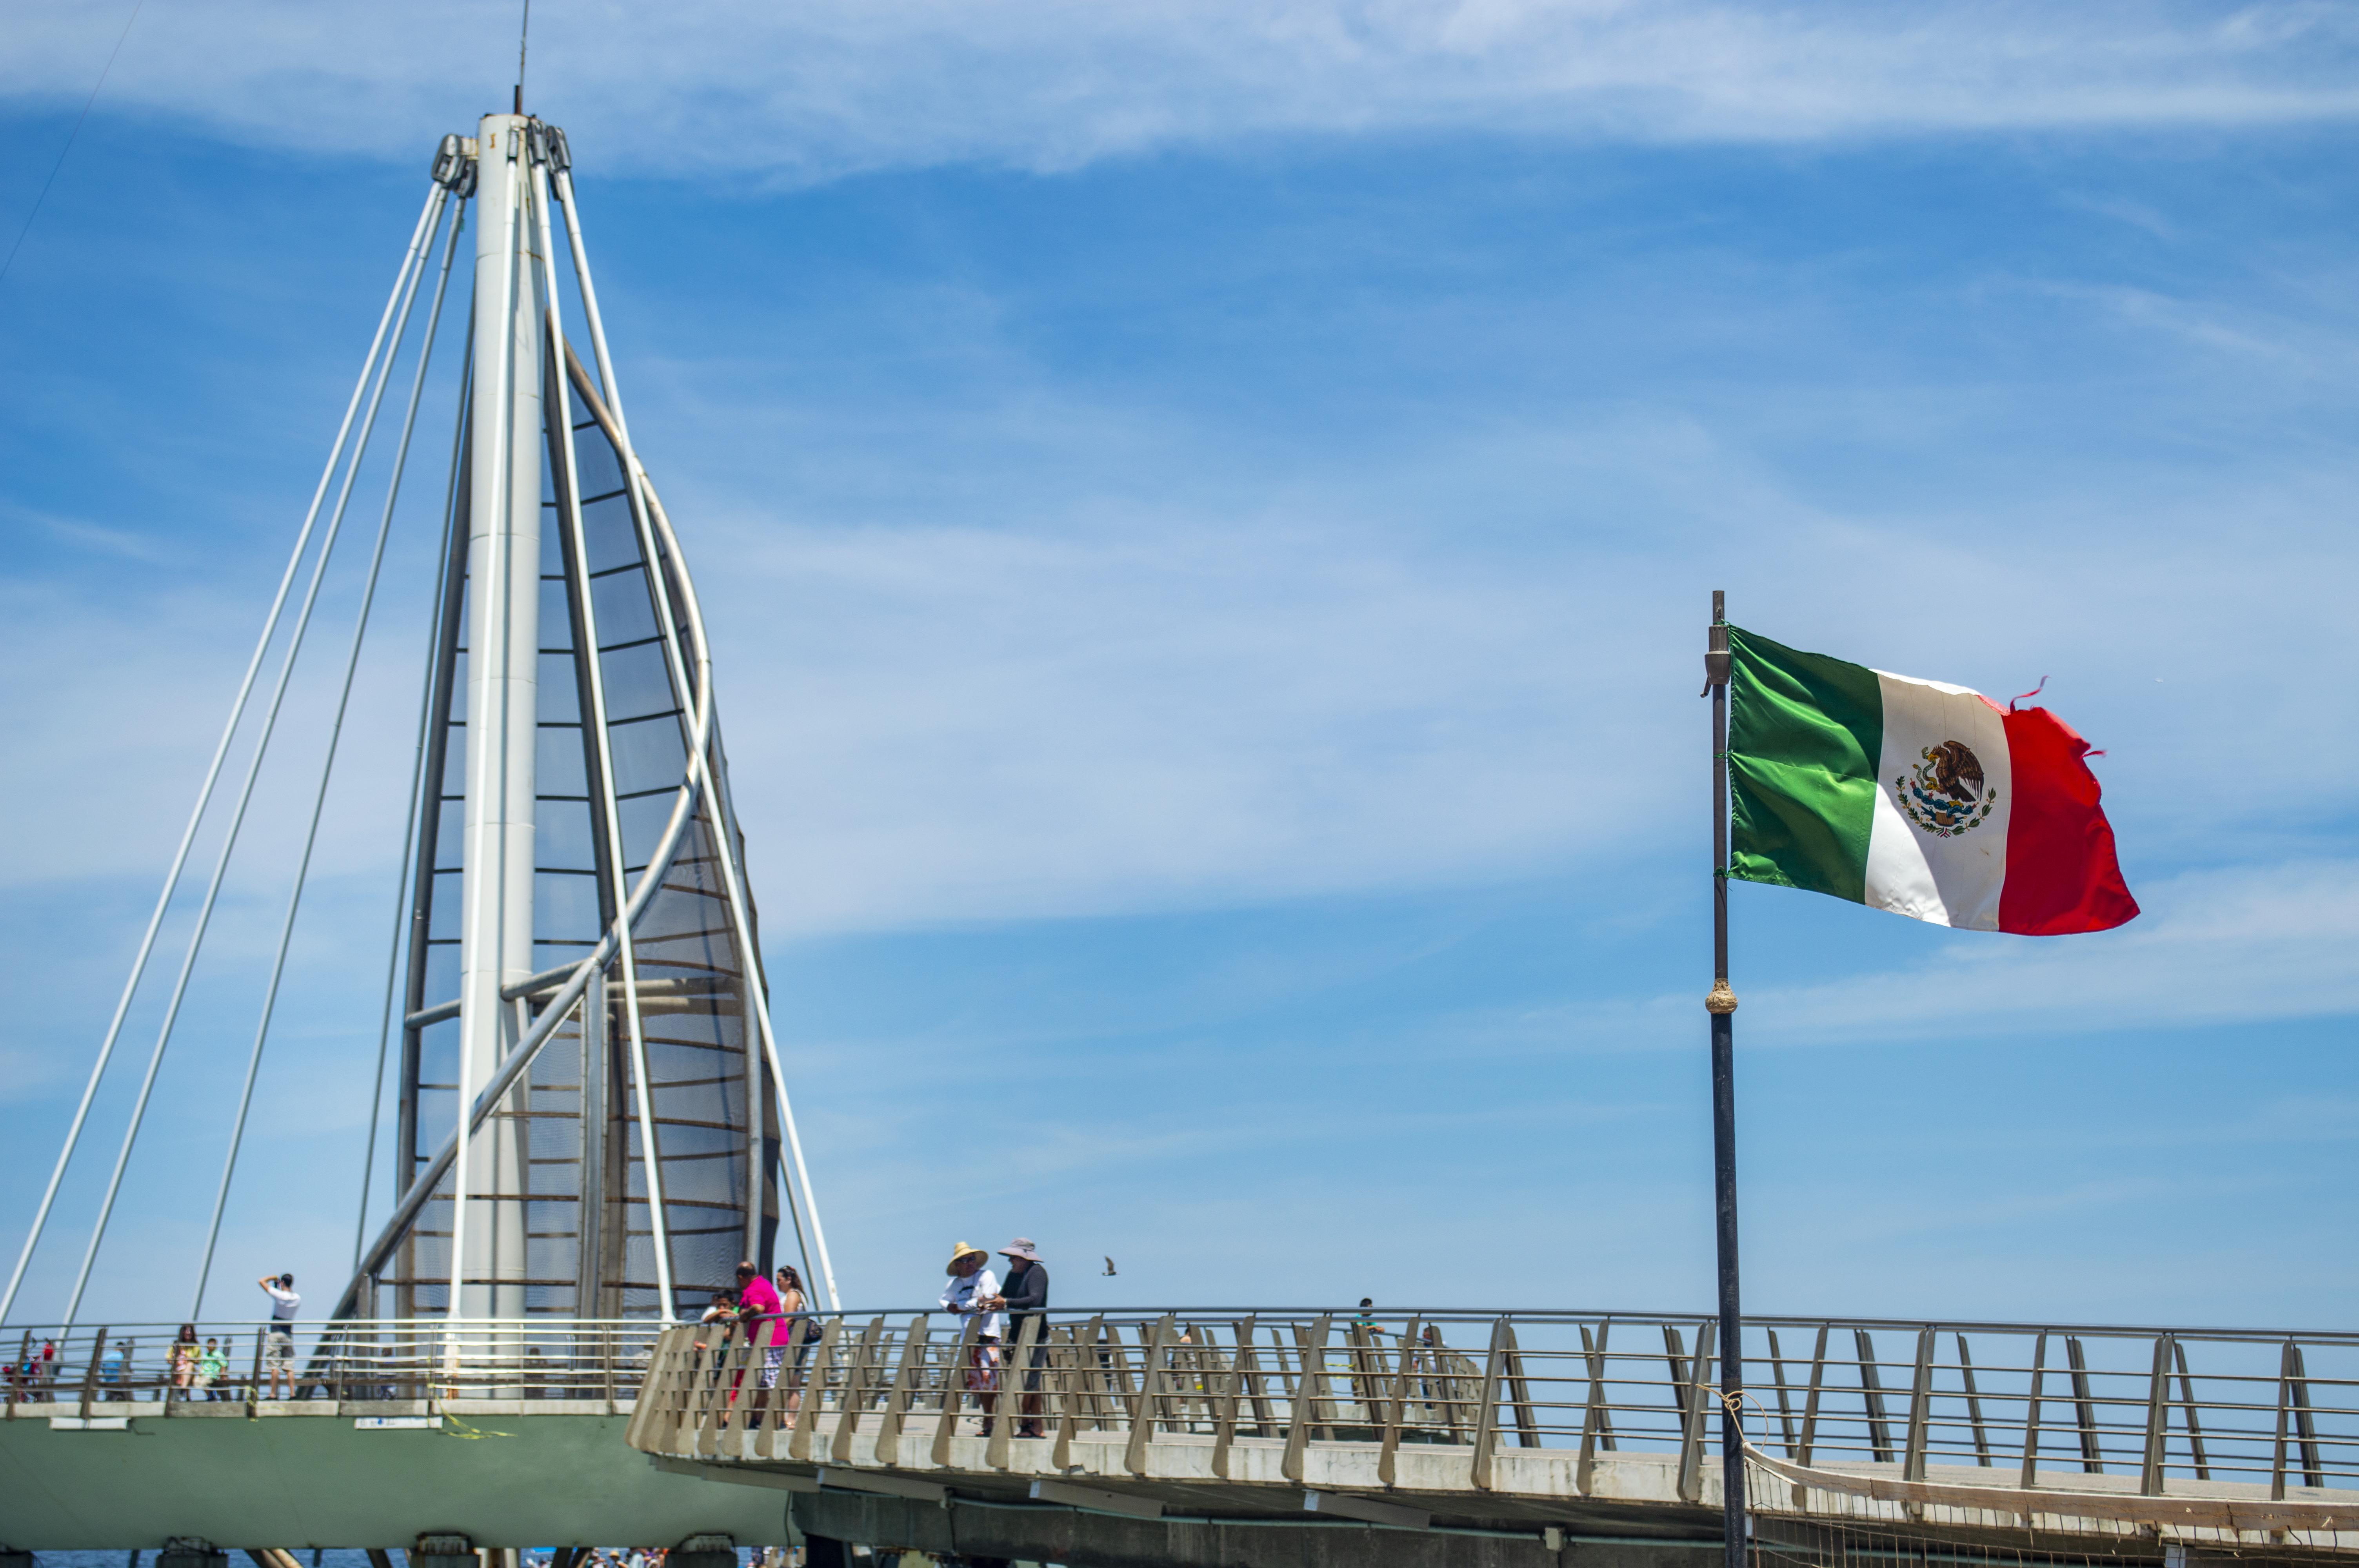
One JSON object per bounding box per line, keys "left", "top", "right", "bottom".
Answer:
{"left": 623, "top": 1308, "right": 2359, "bottom": 1506}
{"left": 4, "top": 1318, "right": 667, "bottom": 1412}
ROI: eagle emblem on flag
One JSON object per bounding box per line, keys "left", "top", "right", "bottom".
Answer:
{"left": 1896, "top": 740, "right": 1999, "bottom": 838}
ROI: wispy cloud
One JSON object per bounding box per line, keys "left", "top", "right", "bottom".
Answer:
{"left": 7, "top": 1, "right": 2359, "bottom": 179}
{"left": 1498, "top": 859, "right": 2359, "bottom": 1054}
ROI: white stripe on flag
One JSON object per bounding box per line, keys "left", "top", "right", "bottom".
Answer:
{"left": 1863, "top": 670, "right": 2013, "bottom": 931}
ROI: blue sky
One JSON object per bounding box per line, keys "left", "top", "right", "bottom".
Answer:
{"left": 0, "top": 1, "right": 2354, "bottom": 1330}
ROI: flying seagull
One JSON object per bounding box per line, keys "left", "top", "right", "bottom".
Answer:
{"left": 1103, "top": 1256, "right": 1117, "bottom": 1276}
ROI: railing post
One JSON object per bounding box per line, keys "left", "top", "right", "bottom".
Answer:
{"left": 692, "top": 1319, "right": 740, "bottom": 1457}
{"left": 1797, "top": 1323, "right": 1828, "bottom": 1469}
{"left": 2271, "top": 1339, "right": 2295, "bottom": 1501}
{"left": 1214, "top": 1315, "right": 1254, "bottom": 1478}
{"left": 1217, "top": 1311, "right": 1255, "bottom": 1471}
{"left": 2016, "top": 1331, "right": 2047, "bottom": 1488}
{"left": 1577, "top": 1321, "right": 1612, "bottom": 1496}
{"left": 2288, "top": 1340, "right": 2323, "bottom": 1489}
{"left": 2065, "top": 1336, "right": 2102, "bottom": 1474}
{"left": 1765, "top": 1326, "right": 1797, "bottom": 1457}
{"left": 2139, "top": 1333, "right": 2173, "bottom": 1496}
{"left": 80, "top": 1328, "right": 109, "bottom": 1420}
{"left": 1677, "top": 1319, "right": 1716, "bottom": 1505}
{"left": 1054, "top": 1316, "right": 1100, "bottom": 1470}
{"left": 881, "top": 1315, "right": 931, "bottom": 1466}
{"left": 623, "top": 1325, "right": 682, "bottom": 1452}
{"left": 1125, "top": 1313, "right": 1174, "bottom": 1477}
{"left": 1470, "top": 1316, "right": 1511, "bottom": 1492}
{"left": 1902, "top": 1325, "right": 1935, "bottom": 1482}
{"left": 1377, "top": 1315, "right": 1419, "bottom": 1487}
{"left": 987, "top": 1312, "right": 1042, "bottom": 1470}
{"left": 1956, "top": 1334, "right": 1991, "bottom": 1467}
{"left": 1503, "top": 1319, "right": 1541, "bottom": 1450}
{"left": 927, "top": 1316, "right": 976, "bottom": 1466}
{"left": 1281, "top": 1314, "right": 1331, "bottom": 1484}
{"left": 1856, "top": 1328, "right": 1893, "bottom": 1464}
{"left": 2172, "top": 1339, "right": 2208, "bottom": 1481}
{"left": 787, "top": 1317, "right": 840, "bottom": 1462}
{"left": 1237, "top": 1317, "right": 1275, "bottom": 1434}
{"left": 830, "top": 1316, "right": 883, "bottom": 1465}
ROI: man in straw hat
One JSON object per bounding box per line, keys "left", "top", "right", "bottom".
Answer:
{"left": 989, "top": 1238, "right": 1050, "bottom": 1438}
{"left": 940, "top": 1241, "right": 1005, "bottom": 1434}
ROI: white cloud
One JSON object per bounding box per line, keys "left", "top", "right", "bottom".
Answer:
{"left": 7, "top": 1, "right": 2359, "bottom": 179}
{"left": 1506, "top": 858, "right": 2359, "bottom": 1052}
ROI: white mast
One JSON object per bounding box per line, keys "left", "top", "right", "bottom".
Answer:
{"left": 449, "top": 112, "right": 542, "bottom": 1326}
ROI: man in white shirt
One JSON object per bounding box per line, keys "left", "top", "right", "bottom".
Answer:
{"left": 258, "top": 1273, "right": 299, "bottom": 1399}
{"left": 939, "top": 1242, "right": 1003, "bottom": 1434}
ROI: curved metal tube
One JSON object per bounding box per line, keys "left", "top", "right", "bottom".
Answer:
{"left": 331, "top": 469, "right": 718, "bottom": 1323}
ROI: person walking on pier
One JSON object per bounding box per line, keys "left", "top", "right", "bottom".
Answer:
{"left": 941, "top": 1241, "right": 1003, "bottom": 1434}
{"left": 992, "top": 1238, "right": 1050, "bottom": 1439}
{"left": 258, "top": 1273, "right": 299, "bottom": 1400}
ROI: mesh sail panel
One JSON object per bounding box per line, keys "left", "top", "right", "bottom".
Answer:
{"left": 378, "top": 335, "right": 778, "bottom": 1321}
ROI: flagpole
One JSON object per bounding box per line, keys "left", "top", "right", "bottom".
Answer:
{"left": 1705, "top": 588, "right": 1747, "bottom": 1568}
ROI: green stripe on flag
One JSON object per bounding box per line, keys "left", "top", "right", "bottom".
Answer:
{"left": 1727, "top": 626, "right": 1883, "bottom": 904}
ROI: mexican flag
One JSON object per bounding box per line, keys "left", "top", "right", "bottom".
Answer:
{"left": 1727, "top": 627, "right": 2137, "bottom": 935}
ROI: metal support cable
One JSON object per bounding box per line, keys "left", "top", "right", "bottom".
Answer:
{"left": 0, "top": 178, "right": 449, "bottom": 1327}
{"left": 189, "top": 196, "right": 467, "bottom": 1319}
{"left": 554, "top": 169, "right": 842, "bottom": 1310}
{"left": 529, "top": 156, "right": 673, "bottom": 1320}
{"left": 63, "top": 183, "right": 450, "bottom": 1327}
{"left": 355, "top": 309, "right": 473, "bottom": 1273}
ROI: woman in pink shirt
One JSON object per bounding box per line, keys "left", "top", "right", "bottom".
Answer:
{"left": 727, "top": 1260, "right": 782, "bottom": 1424}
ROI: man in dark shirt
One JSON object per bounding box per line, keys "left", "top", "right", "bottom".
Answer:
{"left": 993, "top": 1238, "right": 1050, "bottom": 1437}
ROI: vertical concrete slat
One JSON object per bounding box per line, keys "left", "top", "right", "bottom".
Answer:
{"left": 1377, "top": 1315, "right": 1420, "bottom": 1487}
{"left": 1469, "top": 1317, "right": 1510, "bottom": 1492}
{"left": 987, "top": 1312, "right": 1041, "bottom": 1470}
{"left": 1957, "top": 1334, "right": 1991, "bottom": 1467}
{"left": 1125, "top": 1314, "right": 1174, "bottom": 1477}
{"left": 2140, "top": 1334, "right": 2174, "bottom": 1496}
{"left": 878, "top": 1316, "right": 929, "bottom": 1467}
{"left": 830, "top": 1318, "right": 882, "bottom": 1465}
{"left": 786, "top": 1316, "right": 840, "bottom": 1463}
{"left": 2019, "top": 1331, "right": 2049, "bottom": 1490}
{"left": 1903, "top": 1325, "right": 1936, "bottom": 1482}
{"left": 929, "top": 1316, "right": 979, "bottom": 1466}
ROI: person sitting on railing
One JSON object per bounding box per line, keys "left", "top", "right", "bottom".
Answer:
{"left": 941, "top": 1241, "right": 1005, "bottom": 1436}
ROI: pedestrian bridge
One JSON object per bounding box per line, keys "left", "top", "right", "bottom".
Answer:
{"left": 620, "top": 1306, "right": 2357, "bottom": 1566}
{"left": 4, "top": 1309, "right": 2355, "bottom": 1568}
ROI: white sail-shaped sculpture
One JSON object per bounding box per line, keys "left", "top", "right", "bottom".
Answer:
{"left": 358, "top": 115, "right": 837, "bottom": 1322}
{"left": 0, "top": 113, "right": 834, "bottom": 1330}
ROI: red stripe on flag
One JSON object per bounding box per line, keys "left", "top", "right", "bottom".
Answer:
{"left": 1998, "top": 706, "right": 2139, "bottom": 935}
